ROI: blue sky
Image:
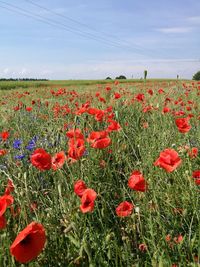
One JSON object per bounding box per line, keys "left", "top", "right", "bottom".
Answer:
{"left": 0, "top": 0, "right": 200, "bottom": 79}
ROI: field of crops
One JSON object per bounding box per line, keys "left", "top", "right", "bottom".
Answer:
{"left": 0, "top": 79, "right": 199, "bottom": 266}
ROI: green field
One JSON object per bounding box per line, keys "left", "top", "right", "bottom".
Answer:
{"left": 0, "top": 79, "right": 190, "bottom": 91}
{"left": 0, "top": 79, "right": 199, "bottom": 266}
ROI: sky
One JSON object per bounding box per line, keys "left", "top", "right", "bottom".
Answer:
{"left": 0, "top": 0, "right": 200, "bottom": 79}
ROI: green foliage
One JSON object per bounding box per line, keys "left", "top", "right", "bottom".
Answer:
{"left": 192, "top": 70, "right": 200, "bottom": 80}
{"left": 0, "top": 80, "right": 199, "bottom": 266}
{"left": 115, "top": 75, "right": 126, "bottom": 79}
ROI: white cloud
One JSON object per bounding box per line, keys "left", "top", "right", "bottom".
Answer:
{"left": 156, "top": 27, "right": 193, "bottom": 33}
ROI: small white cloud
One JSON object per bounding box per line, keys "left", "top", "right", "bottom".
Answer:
{"left": 157, "top": 27, "right": 192, "bottom": 33}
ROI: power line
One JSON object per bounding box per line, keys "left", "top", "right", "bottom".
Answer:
{"left": 24, "top": 0, "right": 147, "bottom": 51}
{"left": 0, "top": 1, "right": 131, "bottom": 50}
{"left": 0, "top": 1, "right": 124, "bottom": 49}
{"left": 0, "top": 0, "right": 155, "bottom": 56}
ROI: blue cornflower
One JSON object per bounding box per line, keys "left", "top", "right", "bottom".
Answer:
{"left": 13, "top": 139, "right": 22, "bottom": 149}
{"left": 26, "top": 136, "right": 38, "bottom": 151}
{"left": 14, "top": 154, "right": 25, "bottom": 160}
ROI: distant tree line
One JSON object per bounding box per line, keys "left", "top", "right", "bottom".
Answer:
{"left": 0, "top": 78, "right": 49, "bottom": 81}
{"left": 106, "top": 75, "right": 127, "bottom": 80}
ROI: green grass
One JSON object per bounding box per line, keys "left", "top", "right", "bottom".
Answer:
{"left": 0, "top": 79, "right": 199, "bottom": 266}
{"left": 0, "top": 78, "right": 190, "bottom": 91}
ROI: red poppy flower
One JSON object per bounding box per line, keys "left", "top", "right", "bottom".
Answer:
{"left": 188, "top": 147, "right": 198, "bottom": 159}
{"left": 138, "top": 243, "right": 147, "bottom": 252}
{"left": 95, "top": 110, "right": 105, "bottom": 122}
{"left": 105, "top": 86, "right": 112, "bottom": 91}
{"left": 192, "top": 170, "right": 200, "bottom": 185}
{"left": 30, "top": 148, "right": 52, "bottom": 171}
{"left": 162, "top": 107, "right": 171, "bottom": 114}
{"left": 13, "top": 106, "right": 20, "bottom": 111}
{"left": 174, "top": 234, "right": 183, "bottom": 244}
{"left": 0, "top": 198, "right": 7, "bottom": 217}
{"left": 192, "top": 170, "right": 200, "bottom": 178}
{"left": 175, "top": 117, "right": 191, "bottom": 133}
{"left": 158, "top": 88, "right": 164, "bottom": 94}
{"left": 80, "top": 189, "right": 97, "bottom": 213}
{"left": 154, "top": 148, "right": 182, "bottom": 172}
{"left": 87, "top": 107, "right": 99, "bottom": 115}
{"left": 0, "top": 215, "right": 6, "bottom": 229}
{"left": 114, "top": 92, "right": 121, "bottom": 99}
{"left": 0, "top": 149, "right": 7, "bottom": 156}
{"left": 128, "top": 171, "right": 148, "bottom": 192}
{"left": 51, "top": 151, "right": 66, "bottom": 170}
{"left": 87, "top": 131, "right": 111, "bottom": 149}
{"left": 87, "top": 108, "right": 105, "bottom": 122}
{"left": 114, "top": 81, "right": 119, "bottom": 85}
{"left": 116, "top": 201, "right": 134, "bottom": 217}
{"left": 99, "top": 97, "right": 106, "bottom": 103}
{"left": 4, "top": 178, "right": 15, "bottom": 195}
{"left": 10, "top": 222, "right": 46, "bottom": 263}
{"left": 26, "top": 107, "right": 32, "bottom": 112}
{"left": 194, "top": 179, "right": 200, "bottom": 185}
{"left": 67, "top": 138, "right": 85, "bottom": 161}
{"left": 142, "top": 105, "right": 153, "bottom": 113}
{"left": 74, "top": 180, "right": 87, "bottom": 197}
{"left": 66, "top": 129, "right": 84, "bottom": 139}
{"left": 0, "top": 131, "right": 9, "bottom": 141}
{"left": 0, "top": 194, "right": 14, "bottom": 217}
{"left": 135, "top": 93, "right": 145, "bottom": 102}
{"left": 107, "top": 120, "right": 121, "bottom": 132}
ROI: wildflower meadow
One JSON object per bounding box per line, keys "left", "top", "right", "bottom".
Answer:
{"left": 0, "top": 79, "right": 199, "bottom": 266}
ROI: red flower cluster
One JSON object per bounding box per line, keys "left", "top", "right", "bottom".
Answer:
{"left": 66, "top": 129, "right": 85, "bottom": 161}
{"left": 87, "top": 130, "right": 111, "bottom": 149}
{"left": 175, "top": 117, "right": 191, "bottom": 133}
{"left": 74, "top": 180, "right": 97, "bottom": 213}
{"left": 30, "top": 149, "right": 66, "bottom": 171}
{"left": 192, "top": 170, "right": 200, "bottom": 185}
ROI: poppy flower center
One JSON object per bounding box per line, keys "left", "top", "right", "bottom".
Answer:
{"left": 20, "top": 234, "right": 32, "bottom": 246}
